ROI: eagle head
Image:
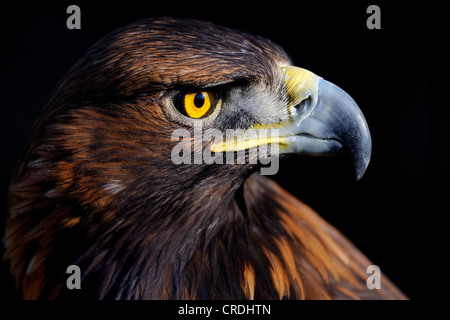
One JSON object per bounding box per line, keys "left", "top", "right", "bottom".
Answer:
{"left": 4, "top": 17, "right": 405, "bottom": 300}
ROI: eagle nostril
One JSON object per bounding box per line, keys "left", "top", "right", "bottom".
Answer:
{"left": 294, "top": 96, "right": 311, "bottom": 113}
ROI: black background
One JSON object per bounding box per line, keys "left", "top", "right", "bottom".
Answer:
{"left": 0, "top": 0, "right": 434, "bottom": 304}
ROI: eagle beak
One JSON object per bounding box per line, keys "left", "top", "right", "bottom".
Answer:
{"left": 209, "top": 66, "right": 371, "bottom": 180}
{"left": 279, "top": 66, "right": 372, "bottom": 180}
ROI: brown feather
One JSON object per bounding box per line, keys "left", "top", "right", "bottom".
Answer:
{"left": 244, "top": 173, "right": 407, "bottom": 299}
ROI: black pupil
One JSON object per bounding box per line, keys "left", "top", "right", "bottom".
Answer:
{"left": 194, "top": 92, "right": 205, "bottom": 108}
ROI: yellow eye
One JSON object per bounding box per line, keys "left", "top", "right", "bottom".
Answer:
{"left": 182, "top": 91, "right": 215, "bottom": 119}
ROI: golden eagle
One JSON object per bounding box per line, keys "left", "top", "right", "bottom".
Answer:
{"left": 4, "top": 17, "right": 406, "bottom": 300}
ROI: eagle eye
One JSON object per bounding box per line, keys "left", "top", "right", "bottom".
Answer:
{"left": 173, "top": 90, "right": 218, "bottom": 119}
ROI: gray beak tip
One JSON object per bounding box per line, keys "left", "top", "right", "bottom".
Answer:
{"left": 355, "top": 151, "right": 371, "bottom": 181}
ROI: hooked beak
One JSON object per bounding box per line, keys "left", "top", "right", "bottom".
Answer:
{"left": 210, "top": 65, "right": 372, "bottom": 180}
{"left": 278, "top": 66, "right": 372, "bottom": 180}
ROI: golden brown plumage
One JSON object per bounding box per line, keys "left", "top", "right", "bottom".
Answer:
{"left": 3, "top": 17, "right": 406, "bottom": 299}
{"left": 242, "top": 174, "right": 405, "bottom": 299}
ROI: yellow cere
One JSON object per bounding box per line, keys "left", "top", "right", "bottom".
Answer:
{"left": 281, "top": 66, "right": 320, "bottom": 106}
{"left": 250, "top": 122, "right": 291, "bottom": 130}
{"left": 210, "top": 135, "right": 290, "bottom": 153}
{"left": 183, "top": 91, "right": 214, "bottom": 119}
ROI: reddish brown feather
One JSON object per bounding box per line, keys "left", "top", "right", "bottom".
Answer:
{"left": 244, "top": 174, "right": 407, "bottom": 300}
{"left": 241, "top": 263, "right": 256, "bottom": 300}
